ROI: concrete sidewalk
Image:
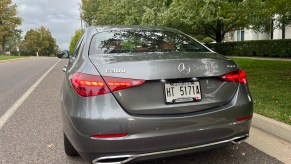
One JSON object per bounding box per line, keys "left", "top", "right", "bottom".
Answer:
{"left": 247, "top": 126, "right": 291, "bottom": 164}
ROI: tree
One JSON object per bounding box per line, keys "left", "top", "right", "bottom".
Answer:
{"left": 246, "top": 0, "right": 291, "bottom": 39}
{"left": 23, "top": 26, "right": 59, "bottom": 56}
{"left": 265, "top": 0, "right": 291, "bottom": 39}
{"left": 0, "top": 0, "right": 22, "bottom": 54}
{"left": 141, "top": 0, "right": 173, "bottom": 26}
{"left": 69, "top": 29, "right": 84, "bottom": 54}
{"left": 23, "top": 29, "right": 39, "bottom": 55}
{"left": 81, "top": 0, "right": 172, "bottom": 26}
{"left": 81, "top": 0, "right": 100, "bottom": 26}
{"left": 162, "top": 0, "right": 249, "bottom": 42}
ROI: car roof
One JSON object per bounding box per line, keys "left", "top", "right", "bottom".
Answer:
{"left": 91, "top": 25, "right": 179, "bottom": 33}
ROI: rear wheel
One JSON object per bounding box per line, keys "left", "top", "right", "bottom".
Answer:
{"left": 64, "top": 133, "right": 78, "bottom": 156}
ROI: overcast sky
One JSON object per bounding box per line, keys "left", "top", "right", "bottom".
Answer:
{"left": 13, "top": 0, "right": 82, "bottom": 50}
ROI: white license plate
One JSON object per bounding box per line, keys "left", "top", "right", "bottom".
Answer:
{"left": 164, "top": 81, "right": 201, "bottom": 103}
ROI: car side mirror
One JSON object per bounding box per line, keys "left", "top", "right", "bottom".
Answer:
{"left": 57, "top": 50, "right": 70, "bottom": 59}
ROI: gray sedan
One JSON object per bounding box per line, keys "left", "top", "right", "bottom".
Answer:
{"left": 57, "top": 26, "right": 253, "bottom": 164}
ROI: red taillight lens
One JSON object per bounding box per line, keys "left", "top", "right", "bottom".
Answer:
{"left": 91, "top": 133, "right": 128, "bottom": 139}
{"left": 103, "top": 76, "right": 145, "bottom": 92}
{"left": 70, "top": 73, "right": 145, "bottom": 97}
{"left": 70, "top": 73, "right": 110, "bottom": 97}
{"left": 236, "top": 115, "right": 253, "bottom": 122}
{"left": 219, "top": 69, "right": 247, "bottom": 84}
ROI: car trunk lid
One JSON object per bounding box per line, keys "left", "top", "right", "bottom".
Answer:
{"left": 89, "top": 52, "right": 239, "bottom": 115}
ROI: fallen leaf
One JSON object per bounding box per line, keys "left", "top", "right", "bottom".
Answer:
{"left": 47, "top": 143, "right": 54, "bottom": 148}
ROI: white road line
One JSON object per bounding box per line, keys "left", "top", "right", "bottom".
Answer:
{"left": 0, "top": 60, "right": 61, "bottom": 130}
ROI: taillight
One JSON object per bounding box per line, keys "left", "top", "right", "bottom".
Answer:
{"left": 219, "top": 69, "right": 247, "bottom": 84}
{"left": 70, "top": 73, "right": 110, "bottom": 97}
{"left": 70, "top": 73, "right": 144, "bottom": 97}
{"left": 103, "top": 76, "right": 145, "bottom": 92}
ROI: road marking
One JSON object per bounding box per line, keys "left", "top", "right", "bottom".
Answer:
{"left": 0, "top": 60, "right": 61, "bottom": 130}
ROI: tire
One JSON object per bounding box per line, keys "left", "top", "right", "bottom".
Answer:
{"left": 64, "top": 133, "right": 78, "bottom": 156}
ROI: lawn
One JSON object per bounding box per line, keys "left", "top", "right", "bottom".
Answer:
{"left": 0, "top": 56, "right": 26, "bottom": 61}
{"left": 233, "top": 58, "right": 291, "bottom": 125}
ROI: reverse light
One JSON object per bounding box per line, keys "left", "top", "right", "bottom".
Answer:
{"left": 70, "top": 73, "right": 145, "bottom": 97}
{"left": 91, "top": 133, "right": 128, "bottom": 139}
{"left": 219, "top": 69, "right": 247, "bottom": 84}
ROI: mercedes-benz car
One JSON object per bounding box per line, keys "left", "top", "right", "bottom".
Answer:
{"left": 57, "top": 26, "right": 253, "bottom": 164}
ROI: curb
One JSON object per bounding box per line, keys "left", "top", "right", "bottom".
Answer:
{"left": 252, "top": 113, "right": 291, "bottom": 143}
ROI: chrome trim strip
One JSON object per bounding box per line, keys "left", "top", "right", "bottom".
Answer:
{"left": 92, "top": 134, "right": 249, "bottom": 164}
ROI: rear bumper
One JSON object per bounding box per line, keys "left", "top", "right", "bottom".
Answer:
{"left": 65, "top": 115, "right": 251, "bottom": 163}
{"left": 92, "top": 134, "right": 249, "bottom": 164}
{"left": 61, "top": 83, "right": 253, "bottom": 162}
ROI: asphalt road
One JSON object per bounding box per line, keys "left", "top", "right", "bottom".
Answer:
{"left": 0, "top": 58, "right": 283, "bottom": 164}
{"left": 0, "top": 57, "right": 58, "bottom": 117}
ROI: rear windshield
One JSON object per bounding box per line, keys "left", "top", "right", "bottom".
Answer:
{"left": 89, "top": 30, "right": 210, "bottom": 54}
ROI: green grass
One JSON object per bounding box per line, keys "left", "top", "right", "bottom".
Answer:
{"left": 0, "top": 56, "right": 26, "bottom": 61}
{"left": 234, "top": 58, "right": 291, "bottom": 125}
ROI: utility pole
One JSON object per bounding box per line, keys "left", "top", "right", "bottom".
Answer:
{"left": 80, "top": 13, "right": 83, "bottom": 29}
{"left": 16, "top": 46, "right": 20, "bottom": 56}
{"left": 79, "top": 3, "right": 84, "bottom": 29}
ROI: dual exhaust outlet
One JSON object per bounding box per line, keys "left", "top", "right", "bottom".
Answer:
{"left": 92, "top": 135, "right": 249, "bottom": 164}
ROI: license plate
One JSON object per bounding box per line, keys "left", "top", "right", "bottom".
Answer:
{"left": 164, "top": 81, "right": 202, "bottom": 103}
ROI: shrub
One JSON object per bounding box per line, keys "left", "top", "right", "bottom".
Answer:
{"left": 201, "top": 37, "right": 215, "bottom": 44}
{"left": 206, "top": 39, "right": 291, "bottom": 58}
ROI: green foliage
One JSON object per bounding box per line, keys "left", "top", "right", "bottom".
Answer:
{"left": 201, "top": 37, "right": 214, "bottom": 44}
{"left": 69, "top": 29, "right": 84, "bottom": 54}
{"left": 80, "top": 0, "right": 250, "bottom": 43}
{"left": 0, "top": 56, "right": 26, "bottom": 60}
{"left": 81, "top": 0, "right": 172, "bottom": 26}
{"left": 206, "top": 39, "right": 291, "bottom": 57}
{"left": 120, "top": 39, "right": 142, "bottom": 50}
{"left": 23, "top": 26, "right": 59, "bottom": 56}
{"left": 0, "top": 0, "right": 22, "bottom": 53}
{"left": 163, "top": 0, "right": 249, "bottom": 42}
{"left": 80, "top": 0, "right": 291, "bottom": 42}
{"left": 245, "top": 0, "right": 291, "bottom": 38}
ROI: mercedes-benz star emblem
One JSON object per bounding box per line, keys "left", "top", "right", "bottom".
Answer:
{"left": 178, "top": 63, "right": 191, "bottom": 75}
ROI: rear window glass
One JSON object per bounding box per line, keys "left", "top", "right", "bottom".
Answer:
{"left": 89, "top": 30, "right": 209, "bottom": 54}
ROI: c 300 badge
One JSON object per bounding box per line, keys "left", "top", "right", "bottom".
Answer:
{"left": 106, "top": 69, "right": 126, "bottom": 73}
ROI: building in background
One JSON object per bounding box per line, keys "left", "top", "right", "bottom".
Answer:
{"left": 225, "top": 22, "right": 291, "bottom": 42}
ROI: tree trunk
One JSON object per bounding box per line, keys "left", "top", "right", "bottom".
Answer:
{"left": 282, "top": 23, "right": 285, "bottom": 39}
{"left": 271, "top": 19, "right": 274, "bottom": 39}
{"left": 1, "top": 37, "right": 6, "bottom": 54}
{"left": 0, "top": 19, "right": 4, "bottom": 54}
{"left": 215, "top": 19, "right": 224, "bottom": 43}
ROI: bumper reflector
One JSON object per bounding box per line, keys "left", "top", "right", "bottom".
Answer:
{"left": 91, "top": 133, "right": 128, "bottom": 139}
{"left": 236, "top": 115, "right": 253, "bottom": 122}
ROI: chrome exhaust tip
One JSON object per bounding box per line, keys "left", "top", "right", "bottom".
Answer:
{"left": 92, "top": 155, "right": 136, "bottom": 164}
{"left": 231, "top": 135, "right": 249, "bottom": 144}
